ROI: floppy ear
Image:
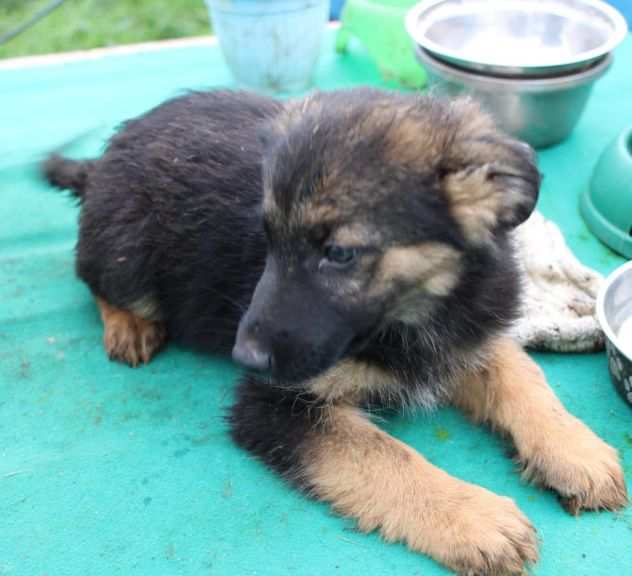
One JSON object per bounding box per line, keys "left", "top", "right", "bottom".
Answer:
{"left": 441, "top": 109, "right": 541, "bottom": 245}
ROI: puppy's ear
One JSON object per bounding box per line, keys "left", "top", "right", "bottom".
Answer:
{"left": 442, "top": 104, "right": 541, "bottom": 245}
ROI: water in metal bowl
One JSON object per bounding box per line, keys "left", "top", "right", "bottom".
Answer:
{"left": 406, "top": 0, "right": 627, "bottom": 76}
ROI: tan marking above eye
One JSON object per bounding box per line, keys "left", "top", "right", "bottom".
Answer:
{"left": 331, "top": 224, "right": 376, "bottom": 247}
{"left": 378, "top": 242, "right": 462, "bottom": 297}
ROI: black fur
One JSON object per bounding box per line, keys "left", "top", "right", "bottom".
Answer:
{"left": 44, "top": 87, "right": 539, "bottom": 493}
{"left": 228, "top": 375, "right": 322, "bottom": 488}
{"left": 46, "top": 90, "right": 282, "bottom": 352}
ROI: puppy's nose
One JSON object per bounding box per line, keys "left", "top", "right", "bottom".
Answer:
{"left": 232, "top": 339, "right": 272, "bottom": 371}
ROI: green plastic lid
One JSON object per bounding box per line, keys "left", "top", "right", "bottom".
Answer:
{"left": 581, "top": 125, "right": 632, "bottom": 259}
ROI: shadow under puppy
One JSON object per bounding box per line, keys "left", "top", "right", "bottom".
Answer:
{"left": 44, "top": 88, "right": 627, "bottom": 575}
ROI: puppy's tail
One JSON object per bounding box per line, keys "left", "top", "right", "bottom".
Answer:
{"left": 42, "top": 154, "right": 94, "bottom": 198}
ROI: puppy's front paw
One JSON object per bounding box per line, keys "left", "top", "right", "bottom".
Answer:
{"left": 433, "top": 487, "right": 538, "bottom": 576}
{"left": 520, "top": 419, "right": 628, "bottom": 515}
{"left": 103, "top": 312, "right": 166, "bottom": 367}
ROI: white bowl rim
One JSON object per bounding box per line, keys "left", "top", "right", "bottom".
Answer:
{"left": 596, "top": 259, "right": 632, "bottom": 362}
{"left": 406, "top": 0, "right": 629, "bottom": 72}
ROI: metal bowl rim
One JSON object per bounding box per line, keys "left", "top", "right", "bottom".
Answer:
{"left": 596, "top": 259, "right": 632, "bottom": 362}
{"left": 406, "top": 0, "right": 628, "bottom": 74}
{"left": 415, "top": 45, "right": 613, "bottom": 91}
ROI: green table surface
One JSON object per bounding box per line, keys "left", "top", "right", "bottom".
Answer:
{"left": 1, "top": 30, "right": 631, "bottom": 576}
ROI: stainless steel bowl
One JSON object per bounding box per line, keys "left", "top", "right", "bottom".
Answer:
{"left": 416, "top": 46, "right": 612, "bottom": 148}
{"left": 597, "top": 261, "right": 632, "bottom": 408}
{"left": 406, "top": 0, "right": 627, "bottom": 77}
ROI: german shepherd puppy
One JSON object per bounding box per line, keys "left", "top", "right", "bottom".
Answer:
{"left": 44, "top": 88, "right": 627, "bottom": 575}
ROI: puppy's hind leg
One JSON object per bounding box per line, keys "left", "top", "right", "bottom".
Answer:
{"left": 96, "top": 297, "right": 166, "bottom": 367}
{"left": 452, "top": 337, "right": 628, "bottom": 514}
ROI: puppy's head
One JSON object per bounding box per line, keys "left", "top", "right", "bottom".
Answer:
{"left": 233, "top": 89, "right": 540, "bottom": 383}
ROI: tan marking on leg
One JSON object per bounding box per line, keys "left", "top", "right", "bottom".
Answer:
{"left": 96, "top": 297, "right": 166, "bottom": 367}
{"left": 452, "top": 337, "right": 628, "bottom": 514}
{"left": 308, "top": 360, "right": 399, "bottom": 404}
{"left": 304, "top": 405, "right": 538, "bottom": 574}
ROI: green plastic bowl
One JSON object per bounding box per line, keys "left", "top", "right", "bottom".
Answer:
{"left": 336, "top": 0, "right": 427, "bottom": 88}
{"left": 581, "top": 125, "right": 632, "bottom": 258}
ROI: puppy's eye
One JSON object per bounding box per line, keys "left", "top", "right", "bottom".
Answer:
{"left": 320, "top": 245, "right": 357, "bottom": 270}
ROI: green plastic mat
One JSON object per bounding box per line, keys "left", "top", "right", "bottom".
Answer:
{"left": 1, "top": 30, "right": 631, "bottom": 576}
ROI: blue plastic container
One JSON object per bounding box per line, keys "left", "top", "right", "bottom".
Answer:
{"left": 330, "top": 0, "right": 346, "bottom": 19}
{"left": 206, "top": 0, "right": 330, "bottom": 93}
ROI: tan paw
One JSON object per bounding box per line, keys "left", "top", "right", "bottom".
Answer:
{"left": 448, "top": 493, "right": 538, "bottom": 575}
{"left": 520, "top": 421, "right": 628, "bottom": 515}
{"left": 419, "top": 485, "right": 539, "bottom": 576}
{"left": 103, "top": 310, "right": 166, "bottom": 367}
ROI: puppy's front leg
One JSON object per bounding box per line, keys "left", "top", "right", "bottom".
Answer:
{"left": 452, "top": 337, "right": 628, "bottom": 514}
{"left": 230, "top": 374, "right": 538, "bottom": 575}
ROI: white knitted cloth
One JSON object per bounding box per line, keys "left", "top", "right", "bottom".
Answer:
{"left": 511, "top": 211, "right": 604, "bottom": 352}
